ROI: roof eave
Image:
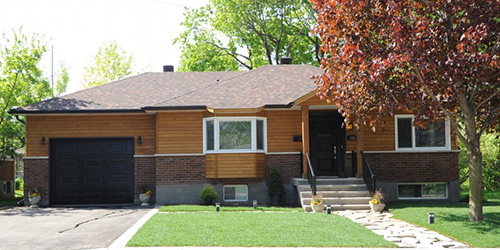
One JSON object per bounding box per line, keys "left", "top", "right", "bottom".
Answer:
{"left": 8, "top": 108, "right": 145, "bottom": 115}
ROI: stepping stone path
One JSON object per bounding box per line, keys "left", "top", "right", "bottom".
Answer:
{"left": 335, "top": 210, "right": 469, "bottom": 248}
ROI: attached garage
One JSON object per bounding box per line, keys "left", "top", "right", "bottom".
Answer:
{"left": 50, "top": 138, "right": 134, "bottom": 205}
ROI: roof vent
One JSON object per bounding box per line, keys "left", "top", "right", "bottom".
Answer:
{"left": 163, "top": 65, "right": 174, "bottom": 72}
{"left": 280, "top": 57, "right": 292, "bottom": 65}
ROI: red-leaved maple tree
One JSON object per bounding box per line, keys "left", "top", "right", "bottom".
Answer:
{"left": 311, "top": 0, "right": 499, "bottom": 221}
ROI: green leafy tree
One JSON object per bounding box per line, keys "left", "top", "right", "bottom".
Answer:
{"left": 174, "top": 0, "right": 321, "bottom": 71}
{"left": 82, "top": 40, "right": 134, "bottom": 88}
{"left": 54, "top": 62, "right": 69, "bottom": 96}
{"left": 0, "top": 28, "right": 64, "bottom": 160}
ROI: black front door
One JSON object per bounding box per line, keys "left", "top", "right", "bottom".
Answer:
{"left": 309, "top": 111, "right": 346, "bottom": 177}
{"left": 50, "top": 138, "right": 134, "bottom": 205}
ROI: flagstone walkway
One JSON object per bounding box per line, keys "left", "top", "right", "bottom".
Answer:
{"left": 335, "top": 210, "right": 469, "bottom": 248}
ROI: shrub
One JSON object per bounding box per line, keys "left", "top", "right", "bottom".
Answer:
{"left": 268, "top": 167, "right": 285, "bottom": 196}
{"left": 199, "top": 184, "right": 218, "bottom": 204}
{"left": 15, "top": 177, "right": 23, "bottom": 191}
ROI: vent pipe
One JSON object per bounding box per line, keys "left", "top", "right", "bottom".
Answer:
{"left": 280, "top": 57, "right": 292, "bottom": 65}
{"left": 163, "top": 65, "right": 174, "bottom": 72}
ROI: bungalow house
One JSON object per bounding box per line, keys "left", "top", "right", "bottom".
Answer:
{"left": 9, "top": 63, "right": 460, "bottom": 208}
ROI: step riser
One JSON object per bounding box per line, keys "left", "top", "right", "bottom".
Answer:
{"left": 304, "top": 205, "right": 370, "bottom": 212}
{"left": 297, "top": 185, "right": 367, "bottom": 192}
{"left": 301, "top": 192, "right": 370, "bottom": 198}
{"left": 294, "top": 179, "right": 365, "bottom": 185}
{"left": 302, "top": 199, "right": 371, "bottom": 205}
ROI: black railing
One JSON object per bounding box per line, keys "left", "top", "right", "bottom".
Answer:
{"left": 351, "top": 150, "right": 357, "bottom": 177}
{"left": 361, "top": 151, "right": 376, "bottom": 193}
{"left": 305, "top": 152, "right": 317, "bottom": 195}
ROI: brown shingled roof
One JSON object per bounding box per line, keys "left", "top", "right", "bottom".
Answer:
{"left": 10, "top": 65, "right": 322, "bottom": 114}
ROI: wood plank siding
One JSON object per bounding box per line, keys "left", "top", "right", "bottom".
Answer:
{"left": 25, "top": 115, "right": 156, "bottom": 157}
{"left": 157, "top": 112, "right": 204, "bottom": 154}
{"left": 266, "top": 110, "right": 303, "bottom": 152}
{"left": 205, "top": 153, "right": 265, "bottom": 178}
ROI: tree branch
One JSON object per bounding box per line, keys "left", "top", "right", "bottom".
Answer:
{"left": 0, "top": 72, "right": 20, "bottom": 127}
{"left": 474, "top": 83, "right": 500, "bottom": 112}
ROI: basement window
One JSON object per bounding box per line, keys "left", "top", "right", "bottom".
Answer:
{"left": 204, "top": 117, "right": 267, "bottom": 153}
{"left": 395, "top": 115, "right": 450, "bottom": 151}
{"left": 223, "top": 185, "right": 248, "bottom": 202}
{"left": 398, "top": 183, "right": 447, "bottom": 199}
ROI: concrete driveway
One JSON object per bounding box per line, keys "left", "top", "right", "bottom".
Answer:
{"left": 0, "top": 206, "right": 152, "bottom": 250}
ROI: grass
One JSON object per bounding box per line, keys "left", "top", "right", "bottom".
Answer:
{"left": 128, "top": 208, "right": 396, "bottom": 247}
{"left": 159, "top": 205, "right": 303, "bottom": 212}
{"left": 390, "top": 191, "right": 500, "bottom": 248}
{"left": 0, "top": 197, "right": 22, "bottom": 208}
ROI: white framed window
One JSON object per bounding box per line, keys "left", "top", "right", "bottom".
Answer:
{"left": 398, "top": 183, "right": 448, "bottom": 199}
{"left": 395, "top": 115, "right": 450, "bottom": 151}
{"left": 223, "top": 185, "right": 248, "bottom": 202}
{"left": 203, "top": 117, "right": 267, "bottom": 153}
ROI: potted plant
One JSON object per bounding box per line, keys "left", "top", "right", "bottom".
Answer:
{"left": 369, "top": 189, "right": 386, "bottom": 213}
{"left": 310, "top": 194, "right": 325, "bottom": 212}
{"left": 139, "top": 187, "right": 152, "bottom": 206}
{"left": 268, "top": 167, "right": 285, "bottom": 206}
{"left": 28, "top": 188, "right": 41, "bottom": 208}
{"left": 199, "top": 184, "right": 218, "bottom": 205}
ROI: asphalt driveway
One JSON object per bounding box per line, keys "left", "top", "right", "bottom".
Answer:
{"left": 0, "top": 206, "right": 151, "bottom": 250}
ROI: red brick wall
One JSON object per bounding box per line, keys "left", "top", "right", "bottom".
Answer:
{"left": 24, "top": 159, "right": 50, "bottom": 202}
{"left": 156, "top": 156, "right": 206, "bottom": 184}
{"left": 134, "top": 157, "right": 156, "bottom": 195}
{"left": 363, "top": 152, "right": 460, "bottom": 182}
{"left": 265, "top": 154, "right": 301, "bottom": 183}
{"left": 0, "top": 161, "right": 14, "bottom": 181}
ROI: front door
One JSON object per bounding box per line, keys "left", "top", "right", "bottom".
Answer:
{"left": 309, "top": 111, "right": 346, "bottom": 177}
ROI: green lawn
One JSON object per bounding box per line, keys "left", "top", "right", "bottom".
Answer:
{"left": 390, "top": 196, "right": 500, "bottom": 248}
{"left": 159, "top": 205, "right": 303, "bottom": 212}
{"left": 0, "top": 197, "right": 22, "bottom": 208}
{"left": 128, "top": 208, "right": 396, "bottom": 247}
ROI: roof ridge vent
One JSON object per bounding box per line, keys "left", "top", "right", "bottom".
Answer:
{"left": 280, "top": 57, "right": 292, "bottom": 64}
{"left": 163, "top": 65, "right": 174, "bottom": 72}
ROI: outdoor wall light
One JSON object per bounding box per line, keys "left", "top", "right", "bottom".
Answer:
{"left": 428, "top": 212, "right": 435, "bottom": 224}
{"left": 327, "top": 205, "right": 332, "bottom": 214}
{"left": 137, "top": 136, "right": 142, "bottom": 145}
{"left": 40, "top": 137, "right": 45, "bottom": 145}
{"left": 216, "top": 203, "right": 220, "bottom": 212}
{"left": 253, "top": 200, "right": 258, "bottom": 209}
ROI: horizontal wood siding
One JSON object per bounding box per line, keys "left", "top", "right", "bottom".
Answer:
{"left": 299, "top": 95, "right": 335, "bottom": 106}
{"left": 157, "top": 112, "right": 204, "bottom": 154}
{"left": 267, "top": 110, "right": 303, "bottom": 152}
{"left": 205, "top": 153, "right": 265, "bottom": 178}
{"left": 26, "top": 115, "right": 155, "bottom": 157}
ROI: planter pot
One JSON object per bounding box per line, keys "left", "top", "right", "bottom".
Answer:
{"left": 370, "top": 202, "right": 385, "bottom": 213}
{"left": 271, "top": 194, "right": 282, "bottom": 206}
{"left": 311, "top": 203, "right": 325, "bottom": 213}
{"left": 139, "top": 194, "right": 151, "bottom": 206}
{"left": 29, "top": 196, "right": 41, "bottom": 208}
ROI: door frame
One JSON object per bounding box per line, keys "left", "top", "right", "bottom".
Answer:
{"left": 308, "top": 111, "right": 347, "bottom": 177}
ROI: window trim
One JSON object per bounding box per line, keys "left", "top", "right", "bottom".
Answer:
{"left": 397, "top": 182, "right": 448, "bottom": 200}
{"left": 203, "top": 117, "right": 267, "bottom": 154}
{"left": 395, "top": 115, "right": 451, "bottom": 151}
{"left": 223, "top": 185, "right": 248, "bottom": 202}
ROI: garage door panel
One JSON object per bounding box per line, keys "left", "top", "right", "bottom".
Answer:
{"left": 51, "top": 138, "right": 134, "bottom": 205}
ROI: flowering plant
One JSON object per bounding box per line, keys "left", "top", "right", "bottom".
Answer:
{"left": 310, "top": 194, "right": 324, "bottom": 205}
{"left": 369, "top": 189, "right": 386, "bottom": 205}
{"left": 141, "top": 186, "right": 152, "bottom": 195}
{"left": 28, "top": 188, "right": 40, "bottom": 198}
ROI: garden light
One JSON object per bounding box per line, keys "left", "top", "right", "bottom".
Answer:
{"left": 428, "top": 212, "right": 434, "bottom": 224}
{"left": 326, "top": 205, "right": 331, "bottom": 214}
{"left": 216, "top": 203, "right": 220, "bottom": 212}
{"left": 253, "top": 200, "right": 257, "bottom": 209}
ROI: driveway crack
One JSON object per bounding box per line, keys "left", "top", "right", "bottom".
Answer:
{"left": 58, "top": 210, "right": 136, "bottom": 233}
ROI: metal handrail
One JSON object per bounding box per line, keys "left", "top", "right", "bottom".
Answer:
{"left": 305, "top": 152, "right": 317, "bottom": 195}
{"left": 361, "top": 151, "right": 376, "bottom": 192}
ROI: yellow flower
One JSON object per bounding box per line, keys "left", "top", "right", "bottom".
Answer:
{"left": 145, "top": 190, "right": 152, "bottom": 195}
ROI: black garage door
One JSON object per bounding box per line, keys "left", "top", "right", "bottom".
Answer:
{"left": 50, "top": 138, "right": 134, "bottom": 205}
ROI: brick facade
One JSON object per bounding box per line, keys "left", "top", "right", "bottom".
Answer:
{"left": 23, "top": 159, "right": 50, "bottom": 204}
{"left": 134, "top": 156, "right": 156, "bottom": 196}
{"left": 155, "top": 156, "right": 206, "bottom": 185}
{"left": 265, "top": 154, "right": 301, "bottom": 183}
{"left": 364, "top": 152, "right": 460, "bottom": 182}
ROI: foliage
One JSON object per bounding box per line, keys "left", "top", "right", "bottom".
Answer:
{"left": 28, "top": 188, "right": 39, "bottom": 198}
{"left": 391, "top": 201, "right": 500, "bottom": 247}
{"left": 311, "top": 0, "right": 499, "bottom": 221}
{"left": 199, "top": 184, "right": 218, "bottom": 203}
{"left": 370, "top": 189, "right": 386, "bottom": 205}
{"left": 141, "top": 186, "right": 152, "bottom": 195}
{"left": 82, "top": 40, "right": 134, "bottom": 88}
{"left": 128, "top": 212, "right": 396, "bottom": 247}
{"left": 159, "top": 205, "right": 303, "bottom": 212}
{"left": 174, "top": 0, "right": 322, "bottom": 71}
{"left": 310, "top": 194, "right": 324, "bottom": 205}
{"left": 0, "top": 28, "right": 66, "bottom": 161}
{"left": 460, "top": 132, "right": 500, "bottom": 191}
{"left": 15, "top": 177, "right": 23, "bottom": 191}
{"left": 268, "top": 167, "right": 285, "bottom": 196}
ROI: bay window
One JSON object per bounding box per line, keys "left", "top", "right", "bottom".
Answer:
{"left": 203, "top": 117, "right": 266, "bottom": 153}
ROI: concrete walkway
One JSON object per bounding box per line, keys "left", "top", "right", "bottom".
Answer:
{"left": 335, "top": 210, "right": 469, "bottom": 248}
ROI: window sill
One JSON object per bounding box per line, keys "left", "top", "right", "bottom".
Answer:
{"left": 205, "top": 150, "right": 266, "bottom": 154}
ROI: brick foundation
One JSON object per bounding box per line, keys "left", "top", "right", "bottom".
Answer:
{"left": 265, "top": 154, "right": 301, "bottom": 183}
{"left": 155, "top": 156, "right": 206, "bottom": 185}
{"left": 23, "top": 159, "right": 50, "bottom": 205}
{"left": 134, "top": 156, "right": 156, "bottom": 196}
{"left": 363, "top": 152, "right": 460, "bottom": 182}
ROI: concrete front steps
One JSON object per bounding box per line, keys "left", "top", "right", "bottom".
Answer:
{"left": 292, "top": 177, "right": 371, "bottom": 212}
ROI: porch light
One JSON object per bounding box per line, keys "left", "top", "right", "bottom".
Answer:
{"left": 216, "top": 203, "right": 220, "bottom": 212}
{"left": 40, "top": 137, "right": 45, "bottom": 145}
{"left": 253, "top": 200, "right": 257, "bottom": 209}
{"left": 137, "top": 136, "right": 142, "bottom": 145}
{"left": 428, "top": 212, "right": 434, "bottom": 224}
{"left": 326, "top": 205, "right": 331, "bottom": 214}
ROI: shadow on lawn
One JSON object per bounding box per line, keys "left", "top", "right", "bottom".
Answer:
{"left": 439, "top": 212, "right": 500, "bottom": 233}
